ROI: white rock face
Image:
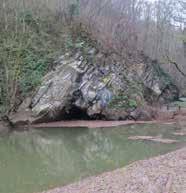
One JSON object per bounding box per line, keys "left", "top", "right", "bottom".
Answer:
{"left": 31, "top": 58, "right": 80, "bottom": 120}
{"left": 152, "top": 83, "right": 162, "bottom": 95}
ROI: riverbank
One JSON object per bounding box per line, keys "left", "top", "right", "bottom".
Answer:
{"left": 33, "top": 120, "right": 175, "bottom": 129}
{"left": 33, "top": 108, "right": 186, "bottom": 129}
{"left": 42, "top": 147, "right": 186, "bottom": 193}
{"left": 2, "top": 106, "right": 186, "bottom": 131}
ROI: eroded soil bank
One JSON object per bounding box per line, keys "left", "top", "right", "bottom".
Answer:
{"left": 42, "top": 147, "right": 186, "bottom": 193}
{"left": 33, "top": 108, "right": 186, "bottom": 129}
{"left": 33, "top": 120, "right": 161, "bottom": 129}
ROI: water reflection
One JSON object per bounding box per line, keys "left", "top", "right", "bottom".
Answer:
{"left": 0, "top": 124, "right": 185, "bottom": 193}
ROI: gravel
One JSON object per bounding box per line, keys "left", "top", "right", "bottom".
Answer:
{"left": 42, "top": 147, "right": 186, "bottom": 193}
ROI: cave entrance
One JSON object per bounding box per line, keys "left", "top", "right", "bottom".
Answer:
{"left": 62, "top": 106, "right": 91, "bottom": 120}
{"left": 61, "top": 105, "right": 106, "bottom": 120}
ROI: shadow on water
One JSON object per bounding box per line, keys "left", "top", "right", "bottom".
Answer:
{"left": 0, "top": 123, "right": 185, "bottom": 193}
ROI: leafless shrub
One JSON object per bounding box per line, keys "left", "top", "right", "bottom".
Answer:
{"left": 0, "top": 0, "right": 185, "bottom": 96}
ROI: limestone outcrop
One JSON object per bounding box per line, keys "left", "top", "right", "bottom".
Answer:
{"left": 11, "top": 49, "right": 179, "bottom": 123}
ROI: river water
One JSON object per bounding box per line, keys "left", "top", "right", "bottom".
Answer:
{"left": 0, "top": 123, "right": 185, "bottom": 193}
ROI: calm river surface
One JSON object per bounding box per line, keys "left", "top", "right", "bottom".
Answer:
{"left": 0, "top": 123, "right": 185, "bottom": 193}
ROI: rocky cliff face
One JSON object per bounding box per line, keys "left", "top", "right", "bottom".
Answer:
{"left": 11, "top": 47, "right": 179, "bottom": 124}
{"left": 24, "top": 48, "right": 178, "bottom": 123}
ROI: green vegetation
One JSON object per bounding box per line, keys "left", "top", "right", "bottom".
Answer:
{"left": 108, "top": 92, "right": 138, "bottom": 110}
{"left": 0, "top": 17, "right": 60, "bottom": 113}
{"left": 0, "top": 4, "right": 81, "bottom": 114}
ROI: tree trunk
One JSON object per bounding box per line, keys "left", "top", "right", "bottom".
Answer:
{"left": 183, "top": 23, "right": 186, "bottom": 58}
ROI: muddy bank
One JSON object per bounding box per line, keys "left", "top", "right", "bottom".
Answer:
{"left": 42, "top": 147, "right": 186, "bottom": 193}
{"left": 33, "top": 108, "right": 186, "bottom": 129}
{"left": 10, "top": 104, "right": 186, "bottom": 129}
{"left": 33, "top": 120, "right": 175, "bottom": 129}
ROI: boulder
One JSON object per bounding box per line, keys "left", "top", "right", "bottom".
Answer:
{"left": 10, "top": 112, "right": 31, "bottom": 129}
{"left": 30, "top": 58, "right": 82, "bottom": 122}
{"left": 130, "top": 106, "right": 157, "bottom": 121}
{"left": 30, "top": 55, "right": 114, "bottom": 122}
{"left": 9, "top": 97, "right": 32, "bottom": 128}
{"left": 0, "top": 121, "right": 9, "bottom": 134}
{"left": 141, "top": 59, "right": 179, "bottom": 103}
{"left": 102, "top": 109, "right": 128, "bottom": 120}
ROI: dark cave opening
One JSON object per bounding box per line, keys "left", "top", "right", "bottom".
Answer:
{"left": 61, "top": 105, "right": 106, "bottom": 120}
{"left": 62, "top": 106, "right": 91, "bottom": 120}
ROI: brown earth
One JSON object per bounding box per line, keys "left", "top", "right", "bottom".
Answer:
{"left": 33, "top": 119, "right": 181, "bottom": 129}
{"left": 33, "top": 120, "right": 160, "bottom": 129}
{"left": 33, "top": 107, "right": 186, "bottom": 129}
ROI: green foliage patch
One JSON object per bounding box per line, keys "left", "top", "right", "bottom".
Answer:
{"left": 0, "top": 10, "right": 81, "bottom": 114}
{"left": 108, "top": 92, "right": 138, "bottom": 110}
